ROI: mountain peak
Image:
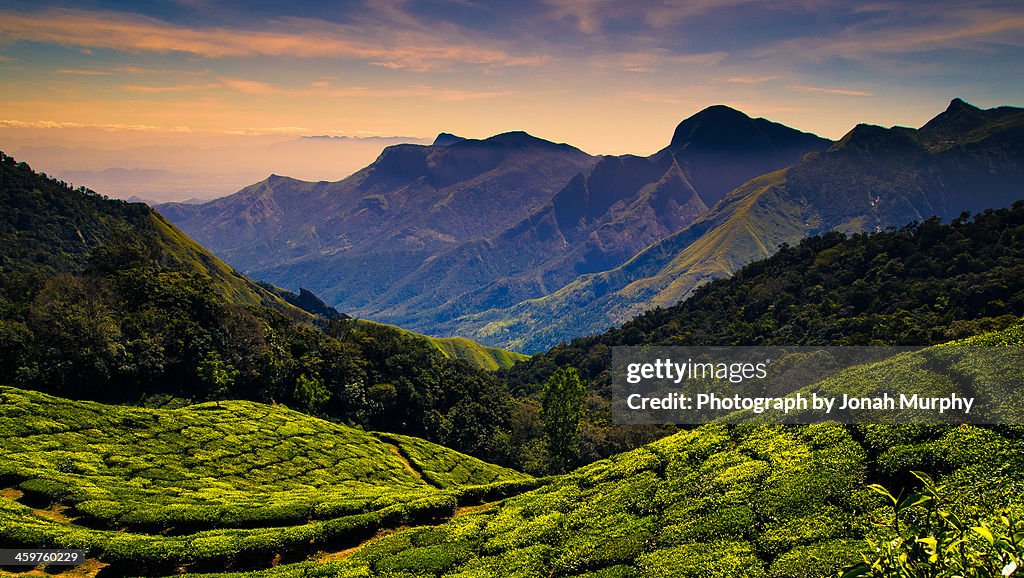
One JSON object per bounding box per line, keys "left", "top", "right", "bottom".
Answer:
{"left": 483, "top": 131, "right": 550, "bottom": 146}
{"left": 432, "top": 132, "right": 465, "bottom": 146}
{"left": 669, "top": 105, "right": 755, "bottom": 150}
{"left": 946, "top": 98, "right": 978, "bottom": 113}
{"left": 919, "top": 97, "right": 989, "bottom": 137}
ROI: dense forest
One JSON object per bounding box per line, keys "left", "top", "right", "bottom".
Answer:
{"left": 500, "top": 203, "right": 1024, "bottom": 469}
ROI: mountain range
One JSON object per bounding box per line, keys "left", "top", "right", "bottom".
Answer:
{"left": 4, "top": 130, "right": 1024, "bottom": 577}
{"left": 455, "top": 99, "right": 1024, "bottom": 351}
{"left": 158, "top": 100, "right": 1024, "bottom": 352}
{"left": 159, "top": 106, "right": 831, "bottom": 350}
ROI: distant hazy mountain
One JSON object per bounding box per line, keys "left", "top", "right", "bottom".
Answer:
{"left": 456, "top": 99, "right": 1024, "bottom": 352}
{"left": 160, "top": 107, "right": 829, "bottom": 345}
{"left": 159, "top": 131, "right": 598, "bottom": 311}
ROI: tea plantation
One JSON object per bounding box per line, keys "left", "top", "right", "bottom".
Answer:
{"left": 0, "top": 388, "right": 534, "bottom": 575}
{"left": 3, "top": 327, "right": 1023, "bottom": 577}
{"left": 186, "top": 420, "right": 1022, "bottom": 578}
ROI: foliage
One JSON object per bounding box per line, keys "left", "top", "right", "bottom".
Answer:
{"left": 541, "top": 367, "right": 587, "bottom": 473}
{"left": 0, "top": 387, "right": 531, "bottom": 575}
{"left": 197, "top": 351, "right": 239, "bottom": 405}
{"left": 501, "top": 203, "right": 1024, "bottom": 466}
{"left": 842, "top": 471, "right": 1024, "bottom": 578}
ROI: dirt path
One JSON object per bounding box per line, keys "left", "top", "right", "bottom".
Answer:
{"left": 312, "top": 501, "right": 499, "bottom": 564}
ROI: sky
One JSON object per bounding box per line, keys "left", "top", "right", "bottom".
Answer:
{"left": 1, "top": 0, "right": 1023, "bottom": 200}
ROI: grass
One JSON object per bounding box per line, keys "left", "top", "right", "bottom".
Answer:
{"left": 355, "top": 319, "right": 529, "bottom": 370}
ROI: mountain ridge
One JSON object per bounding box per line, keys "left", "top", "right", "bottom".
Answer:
{"left": 452, "top": 99, "right": 1024, "bottom": 351}
{"left": 159, "top": 105, "right": 832, "bottom": 344}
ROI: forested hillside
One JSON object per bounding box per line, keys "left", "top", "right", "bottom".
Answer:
{"left": 0, "top": 152, "right": 290, "bottom": 309}
{"left": 0, "top": 152, "right": 521, "bottom": 462}
{"left": 500, "top": 204, "right": 1024, "bottom": 467}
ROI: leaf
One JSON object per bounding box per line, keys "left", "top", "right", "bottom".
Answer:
{"left": 973, "top": 525, "right": 995, "bottom": 545}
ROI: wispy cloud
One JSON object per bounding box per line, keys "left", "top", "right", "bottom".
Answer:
{"left": 0, "top": 118, "right": 418, "bottom": 137}
{"left": 719, "top": 75, "right": 780, "bottom": 84}
{"left": 218, "top": 77, "right": 280, "bottom": 95}
{"left": 752, "top": 5, "right": 1024, "bottom": 63}
{"left": 0, "top": 9, "right": 549, "bottom": 71}
{"left": 118, "top": 77, "right": 515, "bottom": 102}
{"left": 593, "top": 50, "right": 727, "bottom": 73}
{"left": 544, "top": 0, "right": 822, "bottom": 33}
{"left": 56, "top": 68, "right": 114, "bottom": 75}
{"left": 0, "top": 119, "right": 180, "bottom": 131}
{"left": 791, "top": 85, "right": 874, "bottom": 96}
{"left": 545, "top": 0, "right": 615, "bottom": 34}
{"left": 120, "top": 83, "right": 216, "bottom": 93}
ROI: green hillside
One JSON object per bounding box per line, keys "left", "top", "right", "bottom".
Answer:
{"left": 0, "top": 152, "right": 294, "bottom": 312}
{"left": 426, "top": 336, "right": 528, "bottom": 371}
{"left": 0, "top": 152, "right": 528, "bottom": 463}
{"left": 0, "top": 387, "right": 534, "bottom": 576}
{"left": 357, "top": 321, "right": 528, "bottom": 371}
{"left": 4, "top": 322, "right": 1022, "bottom": 577}
{"left": 492, "top": 203, "right": 1024, "bottom": 474}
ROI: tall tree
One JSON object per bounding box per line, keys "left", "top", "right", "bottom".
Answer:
{"left": 541, "top": 366, "right": 587, "bottom": 473}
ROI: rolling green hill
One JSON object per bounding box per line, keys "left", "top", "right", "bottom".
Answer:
{"left": 0, "top": 387, "right": 535, "bottom": 576}
{"left": 0, "top": 152, "right": 293, "bottom": 312}
{"left": 355, "top": 320, "right": 528, "bottom": 371}
{"left": 0, "top": 151, "right": 526, "bottom": 464}
{"left": 424, "top": 335, "right": 529, "bottom": 371}
{"left": 4, "top": 321, "right": 1021, "bottom": 577}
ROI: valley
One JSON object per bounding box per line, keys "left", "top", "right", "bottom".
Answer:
{"left": 3, "top": 100, "right": 1024, "bottom": 577}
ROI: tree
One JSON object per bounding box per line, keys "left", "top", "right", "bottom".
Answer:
{"left": 294, "top": 372, "right": 330, "bottom": 414}
{"left": 541, "top": 366, "right": 587, "bottom": 473}
{"left": 197, "top": 351, "right": 238, "bottom": 406}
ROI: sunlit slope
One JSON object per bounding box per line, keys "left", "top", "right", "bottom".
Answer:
{"left": 178, "top": 324, "right": 1024, "bottom": 578}
{"left": 356, "top": 320, "right": 528, "bottom": 370}
{"left": 0, "top": 152, "right": 296, "bottom": 313}
{"left": 0, "top": 388, "right": 533, "bottom": 575}
{"left": 422, "top": 335, "right": 529, "bottom": 371}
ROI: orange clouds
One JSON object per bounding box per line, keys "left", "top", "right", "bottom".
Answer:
{"left": 0, "top": 9, "right": 547, "bottom": 71}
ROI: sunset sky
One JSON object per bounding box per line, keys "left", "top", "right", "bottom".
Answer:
{"left": 2, "top": 0, "right": 1023, "bottom": 199}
